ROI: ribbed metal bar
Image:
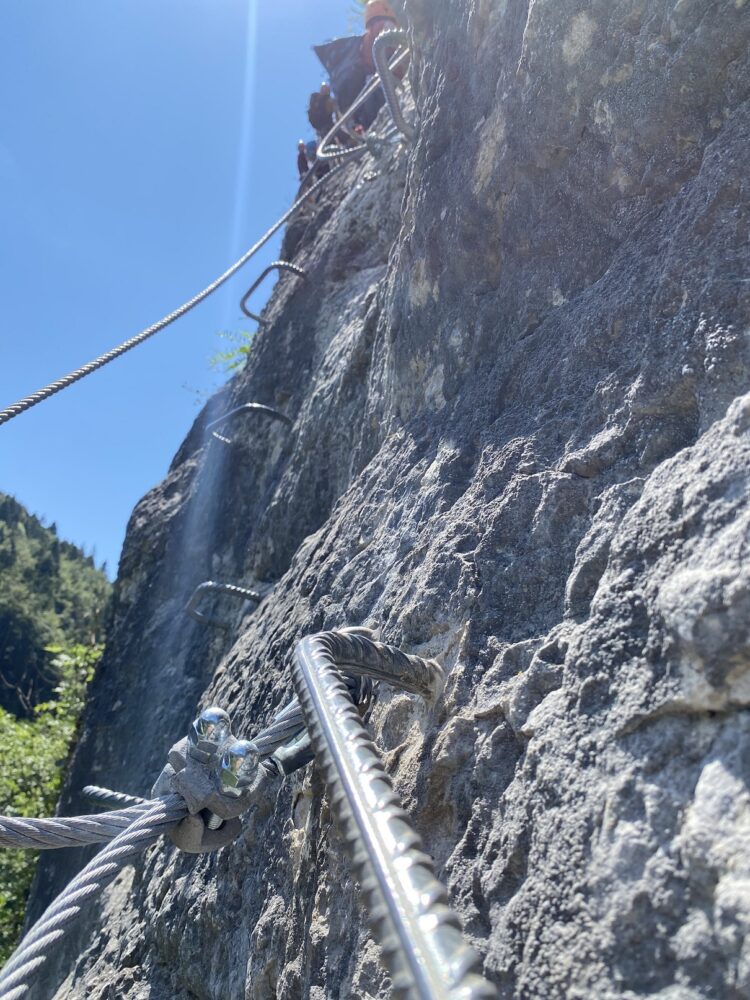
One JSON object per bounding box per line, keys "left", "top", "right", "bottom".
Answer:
{"left": 292, "top": 631, "right": 496, "bottom": 1000}
{"left": 205, "top": 401, "right": 292, "bottom": 447}
{"left": 313, "top": 47, "right": 411, "bottom": 165}
{"left": 239, "top": 261, "right": 307, "bottom": 324}
{"left": 372, "top": 31, "right": 415, "bottom": 142}
{"left": 186, "top": 581, "right": 263, "bottom": 629}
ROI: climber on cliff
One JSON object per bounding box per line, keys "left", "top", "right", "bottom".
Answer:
{"left": 361, "top": 0, "right": 402, "bottom": 77}
{"left": 312, "top": 1, "right": 406, "bottom": 135}
{"left": 307, "top": 82, "right": 343, "bottom": 144}
{"left": 297, "top": 138, "right": 330, "bottom": 209}
{"left": 357, "top": 0, "right": 404, "bottom": 130}
{"left": 296, "top": 139, "right": 309, "bottom": 180}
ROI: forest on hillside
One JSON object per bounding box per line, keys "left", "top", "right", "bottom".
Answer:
{"left": 0, "top": 494, "right": 111, "bottom": 962}
{"left": 0, "top": 493, "right": 111, "bottom": 716}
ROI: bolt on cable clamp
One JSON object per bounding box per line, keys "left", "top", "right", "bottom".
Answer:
{"left": 154, "top": 645, "right": 382, "bottom": 854}
{"left": 152, "top": 706, "right": 280, "bottom": 855}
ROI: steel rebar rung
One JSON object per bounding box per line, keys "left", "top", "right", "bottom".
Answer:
{"left": 205, "top": 402, "right": 292, "bottom": 447}
{"left": 239, "top": 262, "right": 307, "bottom": 324}
{"left": 313, "top": 47, "right": 411, "bottom": 165}
{"left": 186, "top": 580, "right": 263, "bottom": 629}
{"left": 372, "top": 31, "right": 415, "bottom": 143}
{"left": 292, "top": 630, "right": 496, "bottom": 1000}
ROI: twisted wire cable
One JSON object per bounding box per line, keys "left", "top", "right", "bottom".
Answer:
{"left": 205, "top": 402, "right": 292, "bottom": 447}
{"left": 312, "top": 47, "right": 411, "bottom": 166}
{"left": 239, "top": 262, "right": 307, "bottom": 323}
{"left": 373, "top": 31, "right": 415, "bottom": 143}
{"left": 82, "top": 785, "right": 147, "bottom": 811}
{"left": 0, "top": 162, "right": 349, "bottom": 429}
{"left": 0, "top": 795, "right": 186, "bottom": 1000}
{"left": 292, "top": 631, "right": 496, "bottom": 1000}
{"left": 186, "top": 581, "right": 263, "bottom": 629}
{"left": 252, "top": 673, "right": 373, "bottom": 757}
{"left": 0, "top": 803, "right": 151, "bottom": 851}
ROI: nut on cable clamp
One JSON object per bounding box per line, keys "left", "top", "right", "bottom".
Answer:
{"left": 153, "top": 705, "right": 280, "bottom": 854}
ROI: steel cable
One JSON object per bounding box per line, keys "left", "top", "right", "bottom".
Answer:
{"left": 82, "top": 785, "right": 147, "bottom": 811}
{"left": 0, "top": 803, "right": 152, "bottom": 851}
{"left": 0, "top": 45, "right": 412, "bottom": 429}
{"left": 0, "top": 795, "right": 186, "bottom": 1000}
{"left": 312, "top": 47, "right": 411, "bottom": 166}
{"left": 0, "top": 162, "right": 349, "bottom": 429}
{"left": 292, "top": 631, "right": 497, "bottom": 1000}
{"left": 252, "top": 673, "right": 373, "bottom": 757}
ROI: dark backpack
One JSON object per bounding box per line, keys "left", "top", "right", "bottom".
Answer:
{"left": 307, "top": 92, "right": 330, "bottom": 132}
{"left": 313, "top": 36, "right": 369, "bottom": 112}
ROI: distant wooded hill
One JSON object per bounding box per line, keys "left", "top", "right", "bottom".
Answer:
{"left": 0, "top": 493, "right": 111, "bottom": 715}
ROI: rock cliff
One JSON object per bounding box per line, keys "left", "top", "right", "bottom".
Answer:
{"left": 28, "top": 1, "right": 750, "bottom": 997}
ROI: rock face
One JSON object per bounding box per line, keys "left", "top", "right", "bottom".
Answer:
{"left": 27, "top": 1, "right": 750, "bottom": 997}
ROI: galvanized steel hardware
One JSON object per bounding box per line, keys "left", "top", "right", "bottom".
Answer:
{"left": 220, "top": 740, "right": 261, "bottom": 796}
{"left": 373, "top": 30, "right": 415, "bottom": 143}
{"left": 0, "top": 796, "right": 187, "bottom": 1000}
{"left": 205, "top": 401, "right": 292, "bottom": 446}
{"left": 239, "top": 261, "right": 307, "bottom": 324}
{"left": 0, "top": 630, "right": 496, "bottom": 1000}
{"left": 292, "top": 631, "right": 497, "bottom": 999}
{"left": 186, "top": 581, "right": 263, "bottom": 629}
{"left": 188, "top": 705, "right": 232, "bottom": 759}
{"left": 82, "top": 784, "right": 146, "bottom": 810}
{"left": 314, "top": 46, "right": 411, "bottom": 165}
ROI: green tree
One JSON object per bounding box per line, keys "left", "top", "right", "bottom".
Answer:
{"left": 0, "top": 644, "right": 102, "bottom": 963}
{"left": 0, "top": 494, "right": 111, "bottom": 715}
{"left": 209, "top": 329, "right": 255, "bottom": 375}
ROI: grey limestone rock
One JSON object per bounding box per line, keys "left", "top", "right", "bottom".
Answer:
{"left": 24, "top": 0, "right": 750, "bottom": 997}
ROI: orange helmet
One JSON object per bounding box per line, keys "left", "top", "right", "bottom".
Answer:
{"left": 364, "top": 0, "right": 397, "bottom": 28}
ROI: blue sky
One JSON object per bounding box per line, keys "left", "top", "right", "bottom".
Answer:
{"left": 0, "top": 0, "right": 355, "bottom": 577}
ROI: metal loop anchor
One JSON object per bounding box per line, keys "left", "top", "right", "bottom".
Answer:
{"left": 186, "top": 581, "right": 263, "bottom": 629}
{"left": 239, "top": 261, "right": 307, "bottom": 324}
{"left": 205, "top": 401, "right": 292, "bottom": 446}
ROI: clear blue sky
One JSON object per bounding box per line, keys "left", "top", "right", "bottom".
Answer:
{"left": 0, "top": 0, "right": 355, "bottom": 577}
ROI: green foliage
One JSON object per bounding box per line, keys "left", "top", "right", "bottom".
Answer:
{"left": 209, "top": 329, "right": 255, "bottom": 375}
{"left": 0, "top": 644, "right": 102, "bottom": 964}
{"left": 0, "top": 494, "right": 111, "bottom": 713}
